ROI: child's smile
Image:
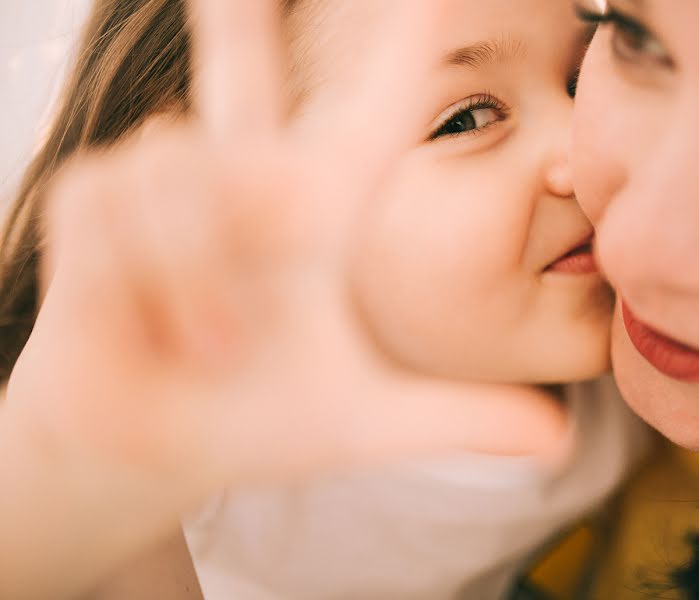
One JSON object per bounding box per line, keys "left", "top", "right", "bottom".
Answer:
{"left": 286, "top": 0, "right": 613, "bottom": 385}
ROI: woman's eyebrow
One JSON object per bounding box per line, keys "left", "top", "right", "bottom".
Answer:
{"left": 444, "top": 36, "right": 527, "bottom": 69}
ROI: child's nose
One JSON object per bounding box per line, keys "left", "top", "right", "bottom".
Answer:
{"left": 545, "top": 155, "right": 575, "bottom": 199}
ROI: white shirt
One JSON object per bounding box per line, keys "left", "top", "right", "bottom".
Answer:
{"left": 184, "top": 377, "right": 649, "bottom": 600}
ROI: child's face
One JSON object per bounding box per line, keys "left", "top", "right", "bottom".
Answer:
{"left": 295, "top": 0, "right": 613, "bottom": 385}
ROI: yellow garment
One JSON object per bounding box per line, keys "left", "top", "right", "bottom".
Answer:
{"left": 511, "top": 436, "right": 699, "bottom": 600}
{"left": 592, "top": 437, "right": 699, "bottom": 599}
{"left": 509, "top": 518, "right": 609, "bottom": 599}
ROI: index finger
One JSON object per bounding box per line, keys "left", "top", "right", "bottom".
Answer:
{"left": 188, "top": 0, "right": 283, "bottom": 144}
{"left": 306, "top": 0, "right": 450, "bottom": 185}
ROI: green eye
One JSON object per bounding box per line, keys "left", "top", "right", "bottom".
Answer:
{"left": 430, "top": 107, "right": 499, "bottom": 140}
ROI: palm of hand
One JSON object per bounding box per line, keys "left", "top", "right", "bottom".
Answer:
{"left": 7, "top": 0, "right": 565, "bottom": 502}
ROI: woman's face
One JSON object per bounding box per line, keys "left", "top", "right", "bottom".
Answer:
{"left": 292, "top": 0, "right": 612, "bottom": 385}
{"left": 573, "top": 0, "right": 699, "bottom": 448}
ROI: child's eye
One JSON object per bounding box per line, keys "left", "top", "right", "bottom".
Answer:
{"left": 575, "top": 2, "right": 673, "bottom": 69}
{"left": 428, "top": 94, "right": 508, "bottom": 142}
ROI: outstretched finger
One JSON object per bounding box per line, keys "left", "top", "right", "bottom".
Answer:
{"left": 204, "top": 371, "right": 571, "bottom": 486}
{"left": 188, "top": 0, "right": 282, "bottom": 145}
{"left": 322, "top": 0, "right": 450, "bottom": 184}
{"left": 342, "top": 379, "right": 572, "bottom": 471}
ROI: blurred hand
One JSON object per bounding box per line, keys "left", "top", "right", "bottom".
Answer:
{"left": 7, "top": 0, "right": 566, "bottom": 504}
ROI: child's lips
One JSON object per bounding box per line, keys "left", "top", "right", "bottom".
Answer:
{"left": 545, "top": 238, "right": 599, "bottom": 275}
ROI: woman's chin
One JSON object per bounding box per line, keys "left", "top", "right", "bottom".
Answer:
{"left": 612, "top": 306, "right": 699, "bottom": 450}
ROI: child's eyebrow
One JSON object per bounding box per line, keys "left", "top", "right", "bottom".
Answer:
{"left": 444, "top": 36, "right": 527, "bottom": 70}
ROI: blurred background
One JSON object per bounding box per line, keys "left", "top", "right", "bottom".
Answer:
{"left": 0, "top": 0, "right": 90, "bottom": 209}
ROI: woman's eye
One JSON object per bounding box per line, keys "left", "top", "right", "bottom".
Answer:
{"left": 610, "top": 18, "right": 671, "bottom": 66}
{"left": 429, "top": 104, "right": 505, "bottom": 142}
{"left": 575, "top": 3, "right": 673, "bottom": 68}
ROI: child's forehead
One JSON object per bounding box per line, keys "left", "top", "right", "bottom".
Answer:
{"left": 290, "top": 0, "right": 583, "bottom": 54}
{"left": 286, "top": 0, "right": 587, "bottom": 101}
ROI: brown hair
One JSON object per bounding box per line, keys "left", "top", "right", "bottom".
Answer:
{"left": 0, "top": 0, "right": 303, "bottom": 382}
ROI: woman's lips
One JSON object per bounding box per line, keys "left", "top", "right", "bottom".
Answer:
{"left": 622, "top": 302, "right": 699, "bottom": 382}
{"left": 545, "top": 242, "right": 598, "bottom": 275}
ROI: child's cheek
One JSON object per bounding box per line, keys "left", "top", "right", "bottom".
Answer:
{"left": 348, "top": 154, "right": 516, "bottom": 375}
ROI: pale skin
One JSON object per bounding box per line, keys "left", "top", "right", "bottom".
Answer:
{"left": 0, "top": 1, "right": 569, "bottom": 598}
{"left": 45, "top": 0, "right": 699, "bottom": 596}
{"left": 88, "top": 0, "right": 606, "bottom": 595}
{"left": 573, "top": 0, "right": 699, "bottom": 449}
{"left": 349, "top": 0, "right": 609, "bottom": 386}
{"left": 85, "top": 531, "right": 203, "bottom": 600}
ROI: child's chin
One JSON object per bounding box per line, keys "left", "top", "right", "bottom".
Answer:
{"left": 536, "top": 361, "right": 612, "bottom": 385}
{"left": 534, "top": 315, "right": 614, "bottom": 384}
{"left": 510, "top": 339, "right": 613, "bottom": 386}
{"left": 558, "top": 348, "right": 612, "bottom": 383}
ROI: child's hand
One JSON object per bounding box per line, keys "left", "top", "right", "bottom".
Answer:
{"left": 8, "top": 0, "right": 566, "bottom": 499}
